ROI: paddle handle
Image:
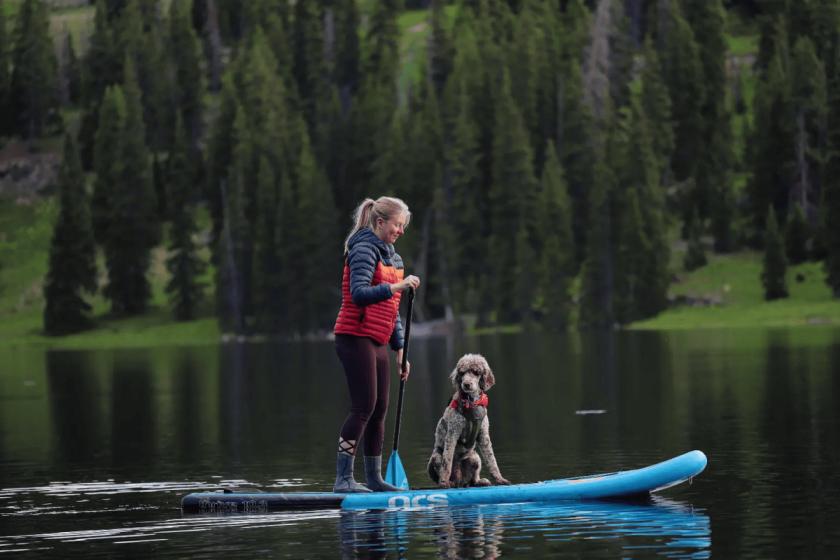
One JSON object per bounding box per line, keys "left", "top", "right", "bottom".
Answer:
{"left": 391, "top": 287, "right": 414, "bottom": 452}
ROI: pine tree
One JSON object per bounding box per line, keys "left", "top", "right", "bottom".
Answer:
{"left": 404, "top": 79, "right": 444, "bottom": 223}
{"left": 559, "top": 57, "right": 597, "bottom": 266}
{"left": 252, "top": 154, "right": 282, "bottom": 332}
{"left": 640, "top": 38, "right": 674, "bottom": 185}
{"left": 428, "top": 0, "right": 454, "bottom": 96}
{"left": 165, "top": 116, "right": 205, "bottom": 321}
{"left": 489, "top": 69, "right": 538, "bottom": 324}
{"left": 513, "top": 224, "right": 538, "bottom": 326}
{"left": 754, "top": 13, "right": 784, "bottom": 78}
{"left": 582, "top": 0, "right": 614, "bottom": 127}
{"left": 370, "top": 109, "right": 409, "bottom": 204}
{"left": 137, "top": 24, "right": 174, "bottom": 152}
{"left": 823, "top": 163, "right": 840, "bottom": 297}
{"left": 92, "top": 85, "right": 126, "bottom": 245}
{"left": 296, "top": 133, "right": 340, "bottom": 332}
{"left": 613, "top": 188, "right": 649, "bottom": 324}
{"left": 683, "top": 209, "right": 707, "bottom": 272}
{"left": 536, "top": 142, "right": 574, "bottom": 331}
{"left": 292, "top": 0, "right": 324, "bottom": 125}
{"left": 365, "top": 0, "right": 401, "bottom": 88}
{"left": 562, "top": 0, "right": 591, "bottom": 60}
{"left": 192, "top": 0, "right": 208, "bottom": 34}
{"left": 170, "top": 0, "right": 205, "bottom": 147}
{"left": 43, "top": 134, "right": 98, "bottom": 335}
{"left": 710, "top": 140, "right": 737, "bottom": 253}
{"left": 658, "top": 0, "right": 704, "bottom": 183}
{"left": 9, "top": 0, "right": 60, "bottom": 138}
{"left": 789, "top": 37, "right": 827, "bottom": 222}
{"left": 201, "top": 0, "right": 224, "bottom": 92}
{"left": 823, "top": 11, "right": 840, "bottom": 291}
{"left": 61, "top": 30, "right": 81, "bottom": 106}
{"left": 578, "top": 154, "right": 614, "bottom": 329}
{"left": 785, "top": 203, "right": 810, "bottom": 265}
{"left": 762, "top": 206, "right": 788, "bottom": 300}
{"left": 78, "top": 0, "right": 117, "bottom": 168}
{"left": 152, "top": 153, "right": 167, "bottom": 221}
{"left": 622, "top": 97, "right": 670, "bottom": 319}
{"left": 685, "top": 0, "right": 735, "bottom": 227}
{"left": 104, "top": 0, "right": 128, "bottom": 21}
{"left": 749, "top": 48, "right": 794, "bottom": 242}
{"left": 102, "top": 59, "right": 159, "bottom": 315}
{"left": 0, "top": 1, "right": 10, "bottom": 135}
{"left": 264, "top": 11, "right": 292, "bottom": 82}
{"left": 215, "top": 104, "right": 250, "bottom": 333}
{"left": 531, "top": 0, "right": 563, "bottom": 173}
{"left": 443, "top": 73, "right": 483, "bottom": 313}
{"left": 508, "top": 3, "right": 539, "bottom": 152}
{"left": 205, "top": 74, "right": 238, "bottom": 258}
{"left": 607, "top": 0, "right": 635, "bottom": 112}
{"left": 113, "top": 0, "right": 143, "bottom": 67}
{"left": 343, "top": 77, "right": 394, "bottom": 214}
{"left": 83, "top": 0, "right": 119, "bottom": 103}
{"left": 334, "top": 0, "right": 360, "bottom": 99}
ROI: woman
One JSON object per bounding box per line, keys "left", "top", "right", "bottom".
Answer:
{"left": 333, "top": 196, "right": 421, "bottom": 493}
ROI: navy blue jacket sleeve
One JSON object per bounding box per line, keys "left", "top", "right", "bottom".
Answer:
{"left": 390, "top": 314, "right": 404, "bottom": 351}
{"left": 347, "top": 242, "right": 393, "bottom": 306}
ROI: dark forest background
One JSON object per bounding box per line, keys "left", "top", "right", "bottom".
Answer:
{"left": 3, "top": 0, "right": 840, "bottom": 336}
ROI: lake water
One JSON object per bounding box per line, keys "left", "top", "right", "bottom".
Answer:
{"left": 1, "top": 328, "right": 839, "bottom": 558}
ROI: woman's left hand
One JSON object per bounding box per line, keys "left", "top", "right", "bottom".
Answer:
{"left": 396, "top": 349, "right": 410, "bottom": 380}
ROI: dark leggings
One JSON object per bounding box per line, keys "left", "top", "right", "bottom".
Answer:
{"left": 335, "top": 334, "right": 391, "bottom": 457}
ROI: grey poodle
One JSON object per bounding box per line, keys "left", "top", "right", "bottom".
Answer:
{"left": 427, "top": 353, "right": 510, "bottom": 488}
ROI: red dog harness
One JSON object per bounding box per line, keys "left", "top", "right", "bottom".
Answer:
{"left": 447, "top": 392, "right": 489, "bottom": 451}
{"left": 450, "top": 392, "right": 489, "bottom": 411}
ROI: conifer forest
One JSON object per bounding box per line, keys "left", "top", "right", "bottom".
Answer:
{"left": 4, "top": 0, "right": 840, "bottom": 336}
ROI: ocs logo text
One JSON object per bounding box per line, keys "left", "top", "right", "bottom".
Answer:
{"left": 387, "top": 493, "right": 448, "bottom": 508}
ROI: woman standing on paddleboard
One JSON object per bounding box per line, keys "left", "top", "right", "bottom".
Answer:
{"left": 333, "top": 196, "right": 421, "bottom": 492}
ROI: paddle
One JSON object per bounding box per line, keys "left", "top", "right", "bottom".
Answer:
{"left": 385, "top": 287, "right": 414, "bottom": 490}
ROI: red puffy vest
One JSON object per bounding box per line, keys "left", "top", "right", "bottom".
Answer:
{"left": 334, "top": 261, "right": 404, "bottom": 345}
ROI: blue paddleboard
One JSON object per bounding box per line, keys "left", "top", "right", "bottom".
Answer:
{"left": 181, "top": 450, "right": 706, "bottom": 513}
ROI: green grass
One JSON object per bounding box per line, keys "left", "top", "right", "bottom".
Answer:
{"left": 0, "top": 197, "right": 57, "bottom": 315}
{"left": 3, "top": 0, "right": 21, "bottom": 19}
{"left": 727, "top": 34, "right": 759, "bottom": 57}
{"left": 49, "top": 4, "right": 95, "bottom": 52}
{"left": 633, "top": 254, "right": 840, "bottom": 330}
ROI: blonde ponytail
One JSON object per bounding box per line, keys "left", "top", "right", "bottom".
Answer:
{"left": 343, "top": 196, "right": 411, "bottom": 253}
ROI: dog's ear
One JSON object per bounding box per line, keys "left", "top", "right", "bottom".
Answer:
{"left": 480, "top": 363, "right": 495, "bottom": 391}
{"left": 449, "top": 364, "right": 460, "bottom": 389}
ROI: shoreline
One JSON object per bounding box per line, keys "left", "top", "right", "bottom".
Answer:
{"left": 2, "top": 305, "right": 839, "bottom": 352}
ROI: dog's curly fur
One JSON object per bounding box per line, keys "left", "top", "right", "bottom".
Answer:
{"left": 427, "top": 354, "right": 510, "bottom": 488}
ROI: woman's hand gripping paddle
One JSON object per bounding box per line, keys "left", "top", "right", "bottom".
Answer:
{"left": 385, "top": 287, "right": 414, "bottom": 490}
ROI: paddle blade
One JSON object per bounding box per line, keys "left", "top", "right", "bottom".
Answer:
{"left": 385, "top": 451, "right": 410, "bottom": 490}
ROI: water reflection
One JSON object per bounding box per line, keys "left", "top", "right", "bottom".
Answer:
{"left": 46, "top": 352, "right": 106, "bottom": 465}
{"left": 5, "top": 328, "right": 840, "bottom": 558}
{"left": 338, "top": 496, "right": 710, "bottom": 559}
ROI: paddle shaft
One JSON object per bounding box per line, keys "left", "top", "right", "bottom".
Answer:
{"left": 391, "top": 287, "right": 414, "bottom": 452}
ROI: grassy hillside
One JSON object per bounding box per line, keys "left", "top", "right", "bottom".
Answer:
{"left": 0, "top": 197, "right": 218, "bottom": 349}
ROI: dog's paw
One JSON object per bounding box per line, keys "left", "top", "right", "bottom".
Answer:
{"left": 438, "top": 481, "right": 451, "bottom": 489}
{"left": 474, "top": 478, "right": 491, "bottom": 487}
{"left": 494, "top": 477, "right": 511, "bottom": 486}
